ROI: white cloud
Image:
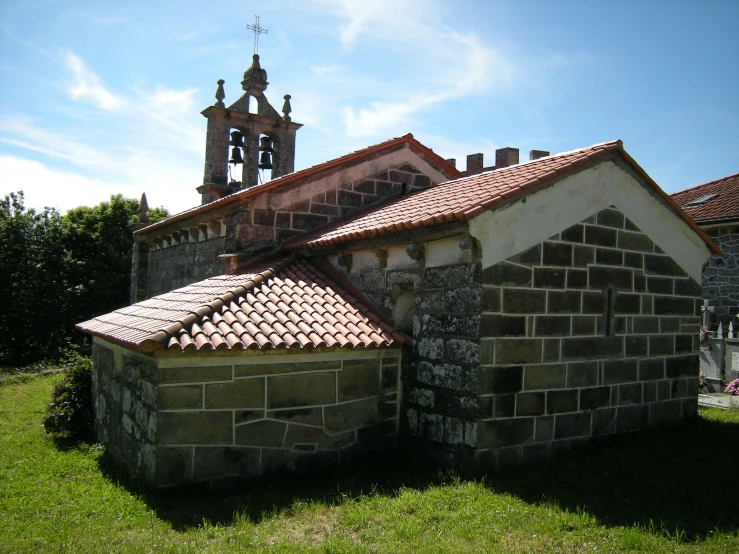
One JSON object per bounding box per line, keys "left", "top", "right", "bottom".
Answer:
{"left": 0, "top": 153, "right": 199, "bottom": 215}
{"left": 0, "top": 48, "right": 207, "bottom": 215}
{"left": 63, "top": 51, "right": 123, "bottom": 110}
{"left": 0, "top": 117, "right": 118, "bottom": 171}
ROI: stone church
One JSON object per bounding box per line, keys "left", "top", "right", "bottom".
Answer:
{"left": 77, "top": 53, "right": 720, "bottom": 487}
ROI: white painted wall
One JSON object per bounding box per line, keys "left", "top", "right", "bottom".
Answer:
{"left": 425, "top": 236, "right": 472, "bottom": 268}
{"left": 386, "top": 245, "right": 418, "bottom": 270}
{"left": 468, "top": 159, "right": 712, "bottom": 281}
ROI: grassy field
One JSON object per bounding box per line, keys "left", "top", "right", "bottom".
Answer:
{"left": 1, "top": 375, "right": 738, "bottom": 553}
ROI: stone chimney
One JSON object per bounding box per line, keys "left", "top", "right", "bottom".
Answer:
{"left": 445, "top": 158, "right": 457, "bottom": 168}
{"left": 495, "top": 147, "right": 519, "bottom": 168}
{"left": 529, "top": 149, "right": 550, "bottom": 161}
{"left": 466, "top": 153, "right": 484, "bottom": 175}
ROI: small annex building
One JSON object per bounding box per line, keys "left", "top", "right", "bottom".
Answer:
{"left": 77, "top": 54, "right": 720, "bottom": 487}
{"left": 670, "top": 172, "right": 739, "bottom": 330}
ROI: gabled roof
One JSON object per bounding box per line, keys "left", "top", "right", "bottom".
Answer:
{"left": 670, "top": 172, "right": 739, "bottom": 224}
{"left": 135, "top": 133, "right": 461, "bottom": 236}
{"left": 283, "top": 140, "right": 720, "bottom": 255}
{"left": 77, "top": 255, "right": 409, "bottom": 352}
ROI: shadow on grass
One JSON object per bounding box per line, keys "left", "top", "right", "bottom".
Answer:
{"left": 95, "top": 411, "right": 739, "bottom": 541}
{"left": 493, "top": 411, "right": 739, "bottom": 541}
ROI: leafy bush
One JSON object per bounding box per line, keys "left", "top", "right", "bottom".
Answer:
{"left": 725, "top": 378, "right": 739, "bottom": 396}
{"left": 43, "top": 354, "right": 93, "bottom": 439}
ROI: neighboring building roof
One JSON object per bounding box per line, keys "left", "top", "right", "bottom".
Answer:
{"left": 670, "top": 172, "right": 739, "bottom": 224}
{"left": 283, "top": 140, "right": 720, "bottom": 255}
{"left": 135, "top": 133, "right": 461, "bottom": 236}
{"left": 77, "top": 255, "right": 409, "bottom": 352}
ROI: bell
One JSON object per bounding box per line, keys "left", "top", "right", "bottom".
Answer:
{"left": 258, "top": 135, "right": 275, "bottom": 153}
{"left": 229, "top": 131, "right": 244, "bottom": 147}
{"left": 258, "top": 150, "right": 273, "bottom": 170}
{"left": 229, "top": 147, "right": 244, "bottom": 164}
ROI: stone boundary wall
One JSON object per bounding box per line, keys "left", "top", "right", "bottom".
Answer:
{"left": 702, "top": 224, "right": 739, "bottom": 328}
{"left": 342, "top": 254, "right": 482, "bottom": 459}
{"left": 477, "top": 207, "right": 703, "bottom": 470}
{"left": 92, "top": 339, "right": 157, "bottom": 483}
{"left": 154, "top": 354, "right": 401, "bottom": 487}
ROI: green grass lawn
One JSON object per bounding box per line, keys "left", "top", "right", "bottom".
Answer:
{"left": 1, "top": 375, "right": 738, "bottom": 553}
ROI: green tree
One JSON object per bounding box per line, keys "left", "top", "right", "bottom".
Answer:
{"left": 0, "top": 192, "right": 169, "bottom": 367}
{"left": 0, "top": 193, "right": 68, "bottom": 365}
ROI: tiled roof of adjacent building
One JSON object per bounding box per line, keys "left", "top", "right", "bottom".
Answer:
{"left": 135, "top": 133, "right": 461, "bottom": 236}
{"left": 670, "top": 172, "right": 739, "bottom": 224}
{"left": 282, "top": 140, "right": 720, "bottom": 254}
{"left": 76, "top": 256, "right": 409, "bottom": 352}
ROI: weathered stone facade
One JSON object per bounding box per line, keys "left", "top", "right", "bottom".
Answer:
{"left": 336, "top": 207, "right": 703, "bottom": 471}
{"left": 92, "top": 340, "right": 158, "bottom": 482}
{"left": 92, "top": 339, "right": 401, "bottom": 487}
{"left": 339, "top": 241, "right": 483, "bottom": 463}
{"left": 702, "top": 224, "right": 739, "bottom": 328}
{"left": 136, "top": 164, "right": 437, "bottom": 301}
{"left": 475, "top": 207, "right": 702, "bottom": 470}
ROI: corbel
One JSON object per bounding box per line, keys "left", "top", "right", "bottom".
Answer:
{"left": 406, "top": 242, "right": 425, "bottom": 261}
{"left": 373, "top": 247, "right": 388, "bottom": 269}
{"left": 337, "top": 251, "right": 353, "bottom": 271}
{"left": 459, "top": 233, "right": 479, "bottom": 256}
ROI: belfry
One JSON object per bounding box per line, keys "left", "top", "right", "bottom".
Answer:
{"left": 198, "top": 17, "right": 302, "bottom": 204}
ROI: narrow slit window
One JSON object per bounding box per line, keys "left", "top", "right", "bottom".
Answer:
{"left": 604, "top": 287, "right": 614, "bottom": 336}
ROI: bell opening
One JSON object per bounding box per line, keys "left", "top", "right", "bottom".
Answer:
{"left": 257, "top": 133, "right": 276, "bottom": 183}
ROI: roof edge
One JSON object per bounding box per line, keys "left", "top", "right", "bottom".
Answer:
{"left": 669, "top": 170, "right": 739, "bottom": 197}
{"left": 310, "top": 258, "right": 412, "bottom": 345}
{"left": 143, "top": 254, "right": 300, "bottom": 351}
{"left": 615, "top": 147, "right": 723, "bottom": 256}
{"left": 134, "top": 134, "right": 460, "bottom": 236}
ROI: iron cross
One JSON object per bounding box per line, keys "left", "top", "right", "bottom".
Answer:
{"left": 246, "top": 16, "right": 268, "bottom": 54}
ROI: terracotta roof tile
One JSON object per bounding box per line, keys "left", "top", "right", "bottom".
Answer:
{"left": 670, "top": 172, "right": 739, "bottom": 224}
{"left": 135, "top": 134, "right": 461, "bottom": 236}
{"left": 77, "top": 256, "right": 409, "bottom": 352}
{"left": 282, "top": 140, "right": 720, "bottom": 255}
{"left": 282, "top": 141, "right": 623, "bottom": 250}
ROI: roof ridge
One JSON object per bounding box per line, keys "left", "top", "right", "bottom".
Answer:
{"left": 138, "top": 254, "right": 298, "bottom": 351}
{"left": 135, "top": 134, "right": 460, "bottom": 236}
{"left": 670, "top": 171, "right": 739, "bottom": 197}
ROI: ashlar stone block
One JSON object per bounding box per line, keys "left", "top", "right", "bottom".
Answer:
{"left": 158, "top": 411, "right": 232, "bottom": 445}
{"left": 193, "top": 446, "right": 260, "bottom": 480}
{"left": 158, "top": 385, "right": 202, "bottom": 410}
{"left": 324, "top": 397, "right": 380, "bottom": 434}
{"left": 268, "top": 372, "right": 336, "bottom": 409}
{"left": 477, "top": 418, "right": 533, "bottom": 448}
{"left": 206, "top": 378, "right": 265, "bottom": 409}
{"left": 339, "top": 360, "right": 380, "bottom": 402}
{"left": 235, "top": 420, "right": 287, "bottom": 447}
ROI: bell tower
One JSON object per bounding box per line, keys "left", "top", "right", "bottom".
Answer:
{"left": 198, "top": 18, "right": 302, "bottom": 204}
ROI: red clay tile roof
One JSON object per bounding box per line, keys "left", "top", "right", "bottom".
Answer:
{"left": 135, "top": 133, "right": 461, "bottom": 236}
{"left": 76, "top": 256, "right": 409, "bottom": 352}
{"left": 282, "top": 140, "right": 721, "bottom": 255}
{"left": 670, "top": 172, "right": 739, "bottom": 224}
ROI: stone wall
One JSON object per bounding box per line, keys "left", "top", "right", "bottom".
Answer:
{"left": 154, "top": 352, "right": 401, "bottom": 487}
{"left": 146, "top": 237, "right": 226, "bottom": 298}
{"left": 702, "top": 224, "right": 739, "bottom": 329}
{"left": 135, "top": 164, "right": 437, "bottom": 301}
{"left": 340, "top": 245, "right": 482, "bottom": 461}
{"left": 92, "top": 339, "right": 157, "bottom": 483}
{"left": 229, "top": 164, "right": 434, "bottom": 249}
{"left": 477, "top": 207, "right": 703, "bottom": 470}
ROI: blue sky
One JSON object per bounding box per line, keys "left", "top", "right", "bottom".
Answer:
{"left": 1, "top": 0, "right": 737, "bottom": 215}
